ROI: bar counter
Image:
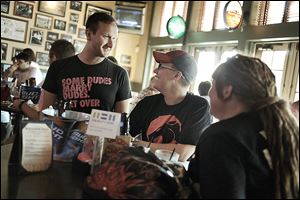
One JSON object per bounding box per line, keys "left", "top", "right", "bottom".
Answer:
{"left": 1, "top": 143, "right": 85, "bottom": 199}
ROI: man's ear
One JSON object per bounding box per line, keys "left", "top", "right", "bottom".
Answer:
{"left": 86, "top": 29, "right": 91, "bottom": 40}
{"left": 222, "top": 85, "right": 233, "bottom": 100}
{"left": 175, "top": 71, "right": 183, "bottom": 81}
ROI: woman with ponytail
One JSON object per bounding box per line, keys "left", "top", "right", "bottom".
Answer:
{"left": 188, "top": 54, "right": 299, "bottom": 199}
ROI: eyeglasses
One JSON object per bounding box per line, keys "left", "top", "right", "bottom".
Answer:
{"left": 157, "top": 64, "right": 187, "bottom": 80}
{"left": 157, "top": 64, "right": 178, "bottom": 72}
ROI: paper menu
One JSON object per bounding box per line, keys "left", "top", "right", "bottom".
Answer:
{"left": 86, "top": 109, "right": 121, "bottom": 139}
{"left": 21, "top": 123, "right": 52, "bottom": 172}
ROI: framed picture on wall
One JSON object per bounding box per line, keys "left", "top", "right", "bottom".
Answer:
{"left": 1, "top": 16, "right": 28, "bottom": 43}
{"left": 1, "top": 43, "right": 8, "bottom": 60}
{"left": 12, "top": 47, "right": 23, "bottom": 59}
{"left": 1, "top": 1, "right": 10, "bottom": 14}
{"left": 35, "top": 14, "right": 52, "bottom": 30}
{"left": 78, "top": 28, "right": 86, "bottom": 39}
{"left": 54, "top": 19, "right": 66, "bottom": 31}
{"left": 13, "top": 1, "right": 34, "bottom": 19}
{"left": 70, "top": 1, "right": 82, "bottom": 11}
{"left": 45, "top": 41, "right": 53, "bottom": 51}
{"left": 36, "top": 52, "right": 49, "bottom": 66}
{"left": 73, "top": 40, "right": 86, "bottom": 54}
{"left": 84, "top": 4, "right": 112, "bottom": 25}
{"left": 120, "top": 54, "right": 131, "bottom": 65}
{"left": 47, "top": 31, "right": 59, "bottom": 41}
{"left": 38, "top": 1, "right": 66, "bottom": 17}
{"left": 68, "top": 23, "right": 77, "bottom": 34}
{"left": 70, "top": 13, "right": 79, "bottom": 23}
{"left": 29, "top": 28, "right": 44, "bottom": 45}
{"left": 61, "top": 34, "right": 72, "bottom": 43}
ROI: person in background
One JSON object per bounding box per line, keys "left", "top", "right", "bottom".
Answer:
{"left": 13, "top": 39, "right": 75, "bottom": 120}
{"left": 129, "top": 50, "right": 211, "bottom": 161}
{"left": 22, "top": 48, "right": 39, "bottom": 69}
{"left": 188, "top": 54, "right": 299, "bottom": 198}
{"left": 38, "top": 12, "right": 131, "bottom": 114}
{"left": 2, "top": 52, "right": 43, "bottom": 86}
{"left": 107, "top": 55, "right": 118, "bottom": 64}
{"left": 198, "top": 81, "right": 211, "bottom": 101}
{"left": 129, "top": 76, "right": 159, "bottom": 113}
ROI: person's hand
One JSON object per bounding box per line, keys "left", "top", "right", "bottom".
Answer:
{"left": 13, "top": 99, "right": 25, "bottom": 111}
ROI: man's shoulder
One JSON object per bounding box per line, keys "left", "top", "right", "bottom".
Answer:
{"left": 51, "top": 55, "right": 77, "bottom": 67}
{"left": 186, "top": 93, "right": 209, "bottom": 106}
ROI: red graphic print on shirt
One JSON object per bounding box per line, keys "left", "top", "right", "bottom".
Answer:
{"left": 62, "top": 76, "right": 112, "bottom": 109}
{"left": 146, "top": 115, "right": 182, "bottom": 143}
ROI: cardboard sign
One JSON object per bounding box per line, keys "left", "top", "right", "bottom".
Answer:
{"left": 86, "top": 109, "right": 121, "bottom": 139}
{"left": 19, "top": 86, "right": 41, "bottom": 104}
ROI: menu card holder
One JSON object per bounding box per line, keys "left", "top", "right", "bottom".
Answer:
{"left": 18, "top": 120, "right": 52, "bottom": 174}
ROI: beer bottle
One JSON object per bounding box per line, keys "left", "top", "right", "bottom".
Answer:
{"left": 120, "top": 112, "right": 127, "bottom": 135}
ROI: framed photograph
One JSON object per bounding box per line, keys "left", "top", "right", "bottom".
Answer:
{"left": 36, "top": 52, "right": 49, "bottom": 66}
{"left": 1, "top": 43, "right": 8, "bottom": 60}
{"left": 84, "top": 4, "right": 112, "bottom": 25}
{"left": 68, "top": 23, "right": 77, "bottom": 35}
{"left": 120, "top": 55, "right": 131, "bottom": 65}
{"left": 13, "top": 1, "right": 34, "bottom": 19}
{"left": 54, "top": 19, "right": 66, "bottom": 31}
{"left": 1, "top": 63, "right": 11, "bottom": 74}
{"left": 1, "top": 16, "right": 28, "bottom": 43}
{"left": 12, "top": 47, "right": 23, "bottom": 58}
{"left": 35, "top": 14, "right": 52, "bottom": 30}
{"left": 70, "top": 1, "right": 82, "bottom": 11}
{"left": 1, "top": 1, "right": 10, "bottom": 14}
{"left": 47, "top": 31, "right": 59, "bottom": 41}
{"left": 73, "top": 40, "right": 86, "bottom": 54}
{"left": 45, "top": 41, "right": 53, "bottom": 51}
{"left": 38, "top": 1, "right": 66, "bottom": 17}
{"left": 70, "top": 13, "right": 79, "bottom": 23}
{"left": 61, "top": 34, "right": 72, "bottom": 43}
{"left": 78, "top": 28, "right": 86, "bottom": 39}
{"left": 29, "top": 28, "right": 44, "bottom": 45}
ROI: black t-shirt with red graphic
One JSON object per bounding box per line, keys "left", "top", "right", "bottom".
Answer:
{"left": 42, "top": 55, "right": 132, "bottom": 114}
{"left": 129, "top": 93, "right": 211, "bottom": 145}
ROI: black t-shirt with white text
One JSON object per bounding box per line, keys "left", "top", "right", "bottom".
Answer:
{"left": 42, "top": 56, "right": 131, "bottom": 114}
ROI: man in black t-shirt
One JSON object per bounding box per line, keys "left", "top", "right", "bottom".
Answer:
{"left": 40, "top": 13, "right": 131, "bottom": 114}
{"left": 130, "top": 50, "right": 211, "bottom": 161}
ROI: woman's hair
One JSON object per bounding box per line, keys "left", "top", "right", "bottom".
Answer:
{"left": 212, "top": 54, "right": 299, "bottom": 198}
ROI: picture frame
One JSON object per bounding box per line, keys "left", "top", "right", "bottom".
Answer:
{"left": 84, "top": 4, "right": 112, "bottom": 26}
{"left": 1, "top": 1, "right": 10, "bottom": 14}
{"left": 47, "top": 31, "right": 59, "bottom": 41}
{"left": 120, "top": 55, "right": 131, "bottom": 65}
{"left": 1, "top": 63, "right": 11, "bottom": 74}
{"left": 1, "top": 16, "right": 28, "bottom": 43}
{"left": 38, "top": 1, "right": 66, "bottom": 17}
{"left": 29, "top": 28, "right": 44, "bottom": 45}
{"left": 1, "top": 43, "right": 8, "bottom": 60}
{"left": 12, "top": 47, "right": 23, "bottom": 59}
{"left": 45, "top": 41, "right": 53, "bottom": 51}
{"left": 73, "top": 40, "right": 86, "bottom": 54}
{"left": 36, "top": 52, "right": 49, "bottom": 66}
{"left": 70, "top": 1, "right": 82, "bottom": 11}
{"left": 78, "top": 28, "right": 86, "bottom": 39}
{"left": 35, "top": 14, "right": 52, "bottom": 30}
{"left": 61, "top": 34, "right": 72, "bottom": 43}
{"left": 54, "top": 19, "right": 66, "bottom": 31}
{"left": 70, "top": 13, "right": 79, "bottom": 23}
{"left": 68, "top": 23, "right": 77, "bottom": 35}
{"left": 13, "top": 1, "right": 34, "bottom": 19}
